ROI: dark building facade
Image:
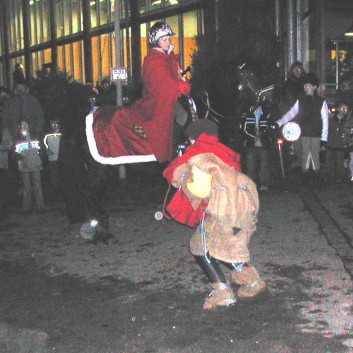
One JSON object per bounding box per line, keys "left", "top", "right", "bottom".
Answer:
{"left": 0, "top": 0, "right": 210, "bottom": 89}
{"left": 0, "top": 0, "right": 353, "bottom": 92}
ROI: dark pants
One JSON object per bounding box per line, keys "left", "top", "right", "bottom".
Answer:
{"left": 48, "top": 161, "right": 59, "bottom": 187}
{"left": 245, "top": 147, "right": 270, "bottom": 187}
{"left": 59, "top": 132, "right": 110, "bottom": 226}
{"left": 0, "top": 168, "right": 10, "bottom": 219}
{"left": 324, "top": 148, "right": 346, "bottom": 181}
{"left": 59, "top": 134, "right": 87, "bottom": 224}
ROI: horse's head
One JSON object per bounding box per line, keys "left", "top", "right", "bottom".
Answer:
{"left": 236, "top": 62, "right": 274, "bottom": 113}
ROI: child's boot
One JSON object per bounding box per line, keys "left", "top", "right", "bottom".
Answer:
{"left": 194, "top": 255, "right": 236, "bottom": 309}
{"left": 203, "top": 282, "right": 236, "bottom": 310}
{"left": 231, "top": 264, "right": 267, "bottom": 298}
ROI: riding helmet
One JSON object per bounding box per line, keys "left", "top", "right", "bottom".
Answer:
{"left": 149, "top": 22, "right": 175, "bottom": 45}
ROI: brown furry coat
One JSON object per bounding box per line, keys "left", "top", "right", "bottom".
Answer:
{"left": 170, "top": 152, "right": 259, "bottom": 263}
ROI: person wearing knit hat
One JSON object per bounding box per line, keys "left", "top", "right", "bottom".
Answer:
{"left": 275, "top": 72, "right": 329, "bottom": 186}
{"left": 325, "top": 97, "right": 353, "bottom": 184}
{"left": 335, "top": 95, "right": 353, "bottom": 111}
{"left": 163, "top": 119, "right": 267, "bottom": 310}
{"left": 273, "top": 61, "right": 306, "bottom": 171}
{"left": 184, "top": 119, "right": 219, "bottom": 142}
{"left": 302, "top": 72, "right": 319, "bottom": 87}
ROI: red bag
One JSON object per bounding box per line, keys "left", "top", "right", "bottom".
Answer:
{"left": 166, "top": 189, "right": 206, "bottom": 228}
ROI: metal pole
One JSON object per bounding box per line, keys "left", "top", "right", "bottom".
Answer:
{"left": 114, "top": 0, "right": 123, "bottom": 107}
{"left": 22, "top": 0, "right": 31, "bottom": 81}
{"left": 335, "top": 40, "right": 339, "bottom": 90}
{"left": 275, "top": 0, "right": 280, "bottom": 38}
{"left": 301, "top": 0, "right": 309, "bottom": 72}
{"left": 215, "top": 0, "right": 219, "bottom": 43}
{"left": 0, "top": 0, "right": 9, "bottom": 87}
{"left": 275, "top": 0, "right": 286, "bottom": 80}
{"left": 114, "top": 0, "right": 126, "bottom": 179}
{"left": 82, "top": 0, "right": 93, "bottom": 83}
{"left": 287, "top": 0, "right": 296, "bottom": 70}
{"left": 49, "top": 0, "right": 58, "bottom": 73}
{"left": 296, "top": 0, "right": 302, "bottom": 63}
{"left": 316, "top": 0, "right": 326, "bottom": 85}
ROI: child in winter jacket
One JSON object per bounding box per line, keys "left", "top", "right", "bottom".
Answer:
{"left": 14, "top": 120, "right": 45, "bottom": 212}
{"left": 44, "top": 119, "right": 61, "bottom": 188}
{"left": 325, "top": 99, "right": 353, "bottom": 183}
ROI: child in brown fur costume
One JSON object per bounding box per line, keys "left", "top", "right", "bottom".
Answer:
{"left": 163, "top": 119, "right": 267, "bottom": 310}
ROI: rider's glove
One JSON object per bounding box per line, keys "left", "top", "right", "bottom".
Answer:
{"left": 179, "top": 81, "right": 191, "bottom": 97}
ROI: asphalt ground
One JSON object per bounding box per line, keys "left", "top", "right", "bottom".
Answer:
{"left": 0, "top": 172, "right": 353, "bottom": 353}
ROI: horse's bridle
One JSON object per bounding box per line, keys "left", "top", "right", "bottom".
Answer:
{"left": 237, "top": 63, "right": 274, "bottom": 103}
{"left": 197, "top": 63, "right": 275, "bottom": 120}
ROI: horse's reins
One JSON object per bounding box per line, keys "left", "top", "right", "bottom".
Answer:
{"left": 238, "top": 65, "right": 275, "bottom": 102}
{"left": 197, "top": 62, "right": 275, "bottom": 121}
{"left": 238, "top": 67, "right": 260, "bottom": 98}
{"left": 199, "top": 84, "right": 275, "bottom": 121}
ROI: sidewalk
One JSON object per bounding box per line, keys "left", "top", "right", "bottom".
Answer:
{"left": 0, "top": 177, "right": 353, "bottom": 353}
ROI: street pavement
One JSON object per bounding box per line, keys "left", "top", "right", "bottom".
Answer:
{"left": 0, "top": 173, "right": 353, "bottom": 353}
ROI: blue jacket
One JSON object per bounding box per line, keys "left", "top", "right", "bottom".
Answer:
{"left": 241, "top": 105, "right": 274, "bottom": 150}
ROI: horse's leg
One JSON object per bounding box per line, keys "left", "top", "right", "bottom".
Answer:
{"left": 80, "top": 142, "right": 110, "bottom": 229}
{"left": 172, "top": 98, "right": 190, "bottom": 158}
{"left": 58, "top": 134, "right": 87, "bottom": 224}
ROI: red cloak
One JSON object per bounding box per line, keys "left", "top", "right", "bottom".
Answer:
{"left": 86, "top": 48, "right": 191, "bottom": 165}
{"left": 163, "top": 134, "right": 241, "bottom": 227}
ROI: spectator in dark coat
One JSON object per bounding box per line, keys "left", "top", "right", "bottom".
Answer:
{"left": 325, "top": 98, "right": 353, "bottom": 184}
{"left": 13, "top": 63, "right": 26, "bottom": 86}
{"left": 276, "top": 61, "right": 306, "bottom": 114}
{"left": 3, "top": 84, "right": 45, "bottom": 139}
{"left": 273, "top": 61, "right": 306, "bottom": 171}
{"left": 335, "top": 75, "right": 353, "bottom": 110}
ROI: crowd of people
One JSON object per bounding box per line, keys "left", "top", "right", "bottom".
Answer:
{"left": 1, "top": 21, "right": 353, "bottom": 310}
{"left": 0, "top": 79, "right": 108, "bottom": 224}
{"left": 0, "top": 83, "right": 46, "bottom": 219}
{"left": 240, "top": 61, "right": 353, "bottom": 191}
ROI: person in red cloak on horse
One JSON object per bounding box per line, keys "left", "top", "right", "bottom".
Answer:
{"left": 86, "top": 22, "right": 191, "bottom": 165}
{"left": 163, "top": 119, "right": 267, "bottom": 310}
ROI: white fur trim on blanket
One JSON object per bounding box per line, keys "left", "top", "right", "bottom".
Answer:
{"left": 85, "top": 112, "right": 157, "bottom": 165}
